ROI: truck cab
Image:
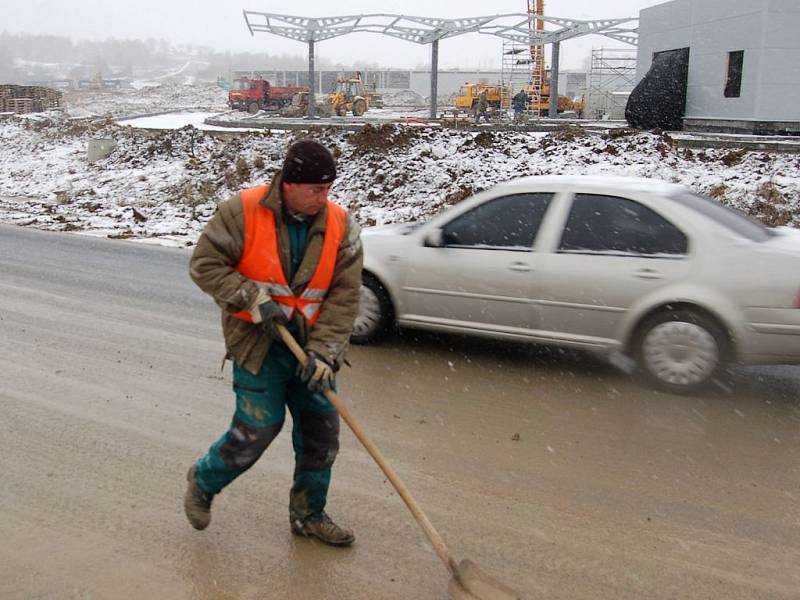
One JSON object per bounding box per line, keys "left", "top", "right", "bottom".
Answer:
{"left": 228, "top": 77, "right": 269, "bottom": 113}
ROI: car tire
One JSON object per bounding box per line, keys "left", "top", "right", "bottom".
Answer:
{"left": 351, "top": 274, "right": 393, "bottom": 345}
{"left": 632, "top": 308, "right": 730, "bottom": 395}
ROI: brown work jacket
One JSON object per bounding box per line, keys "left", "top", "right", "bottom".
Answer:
{"left": 189, "top": 171, "right": 363, "bottom": 374}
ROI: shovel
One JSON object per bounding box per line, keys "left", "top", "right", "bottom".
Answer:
{"left": 276, "top": 324, "right": 522, "bottom": 600}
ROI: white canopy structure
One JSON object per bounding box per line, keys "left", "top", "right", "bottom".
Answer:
{"left": 242, "top": 10, "right": 638, "bottom": 118}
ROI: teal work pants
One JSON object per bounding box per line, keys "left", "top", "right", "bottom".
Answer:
{"left": 193, "top": 342, "right": 340, "bottom": 523}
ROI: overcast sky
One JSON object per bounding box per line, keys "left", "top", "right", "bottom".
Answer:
{"left": 6, "top": 0, "right": 666, "bottom": 69}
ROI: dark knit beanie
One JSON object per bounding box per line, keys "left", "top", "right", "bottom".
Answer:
{"left": 281, "top": 140, "right": 337, "bottom": 184}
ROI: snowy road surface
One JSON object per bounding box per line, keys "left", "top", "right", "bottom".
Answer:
{"left": 1, "top": 224, "right": 799, "bottom": 599}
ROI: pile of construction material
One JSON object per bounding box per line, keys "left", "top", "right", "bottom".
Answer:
{"left": 0, "top": 85, "right": 63, "bottom": 114}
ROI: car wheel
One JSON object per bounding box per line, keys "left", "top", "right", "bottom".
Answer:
{"left": 351, "top": 274, "right": 393, "bottom": 344}
{"left": 633, "top": 308, "right": 729, "bottom": 394}
{"left": 247, "top": 102, "right": 259, "bottom": 115}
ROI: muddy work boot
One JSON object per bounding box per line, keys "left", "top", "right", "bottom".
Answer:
{"left": 184, "top": 465, "right": 214, "bottom": 530}
{"left": 291, "top": 513, "right": 355, "bottom": 547}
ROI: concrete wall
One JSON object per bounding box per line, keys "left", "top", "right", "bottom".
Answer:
{"left": 408, "top": 71, "right": 502, "bottom": 97}
{"left": 636, "top": 0, "right": 800, "bottom": 123}
{"left": 636, "top": 0, "right": 692, "bottom": 80}
{"left": 755, "top": 0, "right": 800, "bottom": 119}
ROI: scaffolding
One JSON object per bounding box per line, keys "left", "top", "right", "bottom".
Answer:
{"left": 586, "top": 47, "right": 637, "bottom": 120}
{"left": 500, "top": 1, "right": 545, "bottom": 116}
{"left": 501, "top": 41, "right": 532, "bottom": 106}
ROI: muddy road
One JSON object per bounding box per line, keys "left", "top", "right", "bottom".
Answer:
{"left": 1, "top": 224, "right": 798, "bottom": 600}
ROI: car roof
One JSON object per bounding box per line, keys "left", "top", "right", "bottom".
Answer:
{"left": 495, "top": 175, "right": 688, "bottom": 196}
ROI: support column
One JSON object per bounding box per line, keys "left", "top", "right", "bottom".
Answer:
{"left": 430, "top": 39, "right": 439, "bottom": 120}
{"left": 307, "top": 39, "right": 317, "bottom": 119}
{"left": 548, "top": 40, "right": 560, "bottom": 119}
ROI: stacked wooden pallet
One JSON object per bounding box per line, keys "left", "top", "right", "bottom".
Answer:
{"left": 4, "top": 98, "right": 35, "bottom": 114}
{"left": 0, "top": 85, "right": 12, "bottom": 112}
{"left": 0, "top": 84, "right": 63, "bottom": 113}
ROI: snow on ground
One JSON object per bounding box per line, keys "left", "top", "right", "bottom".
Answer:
{"left": 208, "top": 106, "right": 434, "bottom": 124}
{"left": 119, "top": 111, "right": 267, "bottom": 133}
{"left": 63, "top": 82, "right": 228, "bottom": 119}
{"left": 0, "top": 86, "right": 798, "bottom": 248}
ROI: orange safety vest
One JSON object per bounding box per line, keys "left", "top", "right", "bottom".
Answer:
{"left": 231, "top": 184, "right": 347, "bottom": 325}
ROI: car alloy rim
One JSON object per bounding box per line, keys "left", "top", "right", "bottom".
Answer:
{"left": 353, "top": 284, "right": 382, "bottom": 336}
{"left": 642, "top": 321, "right": 719, "bottom": 387}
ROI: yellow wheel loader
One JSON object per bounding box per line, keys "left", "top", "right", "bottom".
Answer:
{"left": 328, "top": 72, "right": 371, "bottom": 117}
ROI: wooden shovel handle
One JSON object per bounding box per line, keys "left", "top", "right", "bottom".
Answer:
{"left": 276, "top": 324, "right": 459, "bottom": 575}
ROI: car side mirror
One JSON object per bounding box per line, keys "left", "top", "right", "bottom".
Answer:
{"left": 423, "top": 229, "right": 444, "bottom": 248}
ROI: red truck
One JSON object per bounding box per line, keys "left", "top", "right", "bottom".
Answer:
{"left": 227, "top": 77, "right": 308, "bottom": 114}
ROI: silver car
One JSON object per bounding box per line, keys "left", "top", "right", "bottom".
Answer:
{"left": 352, "top": 176, "right": 800, "bottom": 393}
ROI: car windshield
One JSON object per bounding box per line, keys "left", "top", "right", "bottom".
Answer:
{"left": 671, "top": 192, "right": 774, "bottom": 242}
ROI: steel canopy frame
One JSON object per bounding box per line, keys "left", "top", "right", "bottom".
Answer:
{"left": 242, "top": 10, "right": 638, "bottom": 119}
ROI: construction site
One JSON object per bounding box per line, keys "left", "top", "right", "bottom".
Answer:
{"left": 1, "top": 0, "right": 799, "bottom": 243}
{"left": 199, "top": 0, "right": 800, "bottom": 139}
{"left": 6, "top": 0, "right": 797, "bottom": 136}
{"left": 2, "top": 2, "right": 800, "bottom": 600}
{"left": 209, "top": 1, "right": 636, "bottom": 129}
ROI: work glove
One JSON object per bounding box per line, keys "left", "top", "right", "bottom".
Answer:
{"left": 248, "top": 289, "right": 288, "bottom": 337}
{"left": 297, "top": 352, "right": 334, "bottom": 393}
{"left": 256, "top": 300, "right": 288, "bottom": 339}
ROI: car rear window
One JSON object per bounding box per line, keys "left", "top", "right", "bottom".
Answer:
{"left": 671, "top": 192, "right": 773, "bottom": 242}
{"left": 560, "top": 194, "right": 688, "bottom": 256}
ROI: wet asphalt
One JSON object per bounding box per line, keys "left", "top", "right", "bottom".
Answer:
{"left": 0, "top": 223, "right": 798, "bottom": 599}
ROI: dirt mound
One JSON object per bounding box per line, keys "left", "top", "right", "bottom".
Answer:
{"left": 63, "top": 117, "right": 116, "bottom": 137}
{"left": 604, "top": 127, "right": 639, "bottom": 140}
{"left": 348, "top": 124, "right": 421, "bottom": 155}
{"left": 541, "top": 125, "right": 590, "bottom": 150}
{"left": 474, "top": 132, "right": 495, "bottom": 148}
{"left": 751, "top": 181, "right": 794, "bottom": 226}
{"left": 721, "top": 148, "right": 748, "bottom": 166}
{"left": 548, "top": 125, "right": 589, "bottom": 142}
{"left": 443, "top": 185, "right": 479, "bottom": 206}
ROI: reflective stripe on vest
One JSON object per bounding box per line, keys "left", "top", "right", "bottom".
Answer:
{"left": 231, "top": 184, "right": 347, "bottom": 326}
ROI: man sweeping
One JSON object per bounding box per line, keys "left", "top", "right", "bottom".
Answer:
{"left": 184, "top": 139, "right": 363, "bottom": 546}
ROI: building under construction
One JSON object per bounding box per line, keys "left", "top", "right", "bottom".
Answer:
{"left": 633, "top": 0, "right": 800, "bottom": 133}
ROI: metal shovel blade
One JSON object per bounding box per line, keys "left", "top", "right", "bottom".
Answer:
{"left": 448, "top": 559, "right": 523, "bottom": 600}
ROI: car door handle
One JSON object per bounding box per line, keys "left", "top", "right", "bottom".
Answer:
{"left": 634, "top": 268, "right": 663, "bottom": 280}
{"left": 509, "top": 262, "right": 532, "bottom": 272}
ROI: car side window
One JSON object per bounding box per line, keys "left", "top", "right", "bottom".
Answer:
{"left": 441, "top": 193, "right": 552, "bottom": 251}
{"left": 559, "top": 194, "right": 688, "bottom": 256}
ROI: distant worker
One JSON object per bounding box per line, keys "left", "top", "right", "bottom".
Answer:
{"left": 184, "top": 139, "right": 363, "bottom": 547}
{"left": 512, "top": 90, "right": 530, "bottom": 124}
{"left": 474, "top": 88, "right": 490, "bottom": 124}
